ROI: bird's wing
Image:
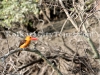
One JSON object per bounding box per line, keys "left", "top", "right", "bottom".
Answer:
{"left": 19, "top": 40, "right": 26, "bottom": 47}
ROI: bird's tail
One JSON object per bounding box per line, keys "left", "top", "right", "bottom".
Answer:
{"left": 17, "top": 51, "right": 21, "bottom": 56}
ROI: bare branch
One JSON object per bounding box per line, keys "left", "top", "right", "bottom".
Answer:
{"left": 59, "top": 0, "right": 79, "bottom": 31}
{"left": 0, "top": 48, "right": 63, "bottom": 75}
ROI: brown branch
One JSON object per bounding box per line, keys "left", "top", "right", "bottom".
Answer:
{"left": 17, "top": 56, "right": 57, "bottom": 71}
{"left": 0, "top": 48, "right": 63, "bottom": 75}
{"left": 17, "top": 54, "right": 72, "bottom": 72}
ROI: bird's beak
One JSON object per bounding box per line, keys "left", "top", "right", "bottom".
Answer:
{"left": 31, "top": 37, "right": 38, "bottom": 40}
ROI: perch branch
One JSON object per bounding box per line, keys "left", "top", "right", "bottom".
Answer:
{"left": 0, "top": 48, "right": 63, "bottom": 75}
{"left": 0, "top": 48, "right": 22, "bottom": 59}
{"left": 17, "top": 54, "right": 72, "bottom": 72}
{"left": 25, "top": 49, "right": 63, "bottom": 75}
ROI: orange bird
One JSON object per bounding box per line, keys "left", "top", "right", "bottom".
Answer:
{"left": 18, "top": 36, "right": 38, "bottom": 56}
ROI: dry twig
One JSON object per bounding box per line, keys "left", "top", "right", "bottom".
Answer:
{"left": 0, "top": 48, "right": 63, "bottom": 75}
{"left": 59, "top": 0, "right": 99, "bottom": 59}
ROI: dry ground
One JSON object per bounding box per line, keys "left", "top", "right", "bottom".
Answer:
{"left": 0, "top": 14, "right": 100, "bottom": 75}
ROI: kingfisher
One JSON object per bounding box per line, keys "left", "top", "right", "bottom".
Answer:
{"left": 18, "top": 36, "right": 38, "bottom": 56}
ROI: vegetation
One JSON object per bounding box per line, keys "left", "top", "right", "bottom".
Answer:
{"left": 0, "top": 0, "right": 100, "bottom": 75}
{"left": 0, "top": 0, "right": 39, "bottom": 27}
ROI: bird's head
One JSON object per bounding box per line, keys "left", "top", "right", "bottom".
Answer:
{"left": 25, "top": 36, "right": 38, "bottom": 41}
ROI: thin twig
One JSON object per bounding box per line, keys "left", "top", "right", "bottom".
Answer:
{"left": 59, "top": 19, "right": 68, "bottom": 35}
{"left": 26, "top": 49, "right": 63, "bottom": 75}
{"left": 59, "top": 0, "right": 99, "bottom": 59}
{"left": 77, "top": 0, "right": 99, "bottom": 58}
{"left": 0, "top": 48, "right": 63, "bottom": 75}
{"left": 59, "top": 0, "right": 79, "bottom": 31}
{"left": 0, "top": 48, "right": 22, "bottom": 59}
{"left": 17, "top": 55, "right": 57, "bottom": 71}
{"left": 62, "top": 37, "right": 75, "bottom": 54}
